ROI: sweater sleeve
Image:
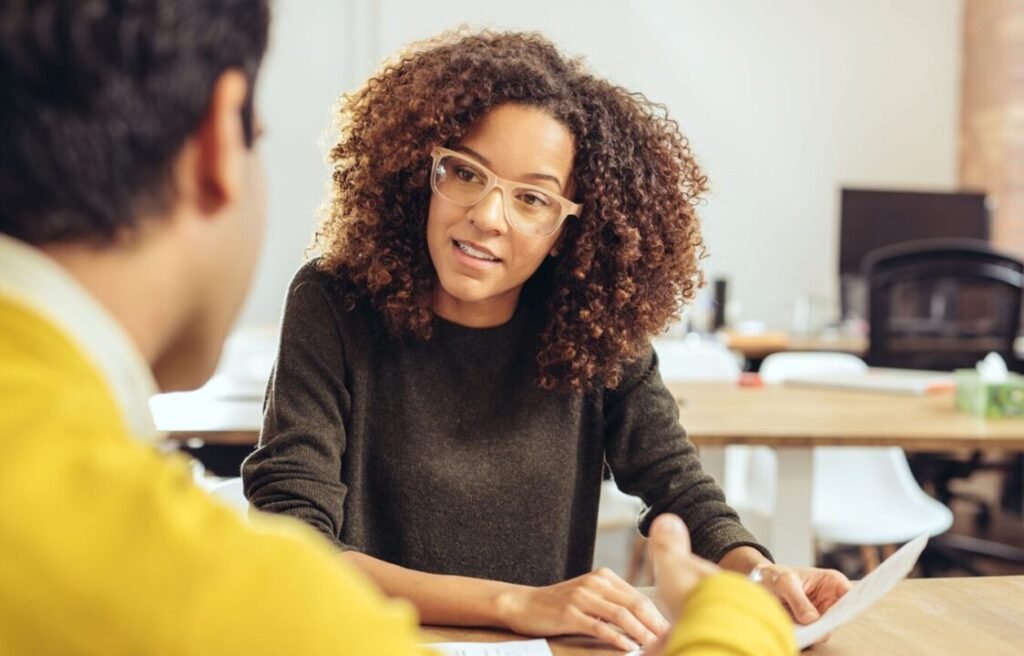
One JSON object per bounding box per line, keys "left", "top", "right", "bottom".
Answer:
{"left": 603, "top": 346, "right": 771, "bottom": 563}
{"left": 186, "top": 491, "right": 437, "bottom": 656}
{"left": 665, "top": 573, "right": 797, "bottom": 656}
{"left": 241, "top": 263, "right": 354, "bottom": 549}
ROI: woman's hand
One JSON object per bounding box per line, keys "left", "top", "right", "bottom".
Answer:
{"left": 751, "top": 563, "right": 851, "bottom": 624}
{"left": 648, "top": 514, "right": 720, "bottom": 620}
{"left": 496, "top": 567, "right": 670, "bottom": 652}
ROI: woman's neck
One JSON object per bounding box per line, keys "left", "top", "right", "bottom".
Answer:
{"left": 431, "top": 286, "right": 521, "bottom": 328}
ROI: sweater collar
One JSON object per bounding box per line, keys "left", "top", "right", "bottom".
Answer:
{"left": 0, "top": 234, "right": 163, "bottom": 443}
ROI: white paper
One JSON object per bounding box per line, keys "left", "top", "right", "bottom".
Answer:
{"left": 795, "top": 533, "right": 928, "bottom": 649}
{"left": 426, "top": 639, "right": 554, "bottom": 656}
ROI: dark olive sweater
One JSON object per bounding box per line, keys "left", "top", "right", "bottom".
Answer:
{"left": 241, "top": 262, "right": 768, "bottom": 586}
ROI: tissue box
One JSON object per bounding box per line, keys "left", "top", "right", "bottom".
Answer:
{"left": 954, "top": 370, "right": 1024, "bottom": 418}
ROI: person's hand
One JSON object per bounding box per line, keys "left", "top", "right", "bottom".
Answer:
{"left": 497, "top": 567, "right": 670, "bottom": 652}
{"left": 750, "top": 564, "right": 851, "bottom": 625}
{"left": 648, "top": 514, "right": 720, "bottom": 621}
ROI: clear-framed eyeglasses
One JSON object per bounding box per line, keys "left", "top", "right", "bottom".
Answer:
{"left": 430, "top": 147, "right": 581, "bottom": 238}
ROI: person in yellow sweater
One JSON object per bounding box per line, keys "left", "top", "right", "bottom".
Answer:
{"left": 0, "top": 1, "right": 796, "bottom": 654}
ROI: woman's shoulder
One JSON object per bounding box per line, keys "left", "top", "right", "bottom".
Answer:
{"left": 285, "top": 259, "right": 376, "bottom": 328}
{"left": 603, "top": 341, "right": 657, "bottom": 398}
{"left": 290, "top": 258, "right": 342, "bottom": 291}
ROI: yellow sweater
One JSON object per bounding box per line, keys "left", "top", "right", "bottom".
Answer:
{"left": 0, "top": 293, "right": 795, "bottom": 655}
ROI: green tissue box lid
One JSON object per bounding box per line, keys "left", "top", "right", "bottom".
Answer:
{"left": 954, "top": 370, "right": 1024, "bottom": 418}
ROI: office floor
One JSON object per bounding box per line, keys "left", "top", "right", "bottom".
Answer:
{"left": 941, "top": 470, "right": 1024, "bottom": 576}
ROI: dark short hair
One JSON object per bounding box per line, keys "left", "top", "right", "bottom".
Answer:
{"left": 0, "top": 0, "right": 271, "bottom": 245}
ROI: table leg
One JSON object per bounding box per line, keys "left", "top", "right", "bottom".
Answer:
{"left": 770, "top": 447, "right": 815, "bottom": 567}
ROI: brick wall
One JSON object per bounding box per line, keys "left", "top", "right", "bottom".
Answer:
{"left": 960, "top": 0, "right": 1024, "bottom": 257}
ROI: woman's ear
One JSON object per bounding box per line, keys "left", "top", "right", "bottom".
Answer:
{"left": 549, "top": 232, "right": 566, "bottom": 258}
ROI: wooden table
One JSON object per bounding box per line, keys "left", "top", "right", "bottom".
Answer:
{"left": 152, "top": 378, "right": 1024, "bottom": 566}
{"left": 667, "top": 382, "right": 1024, "bottom": 566}
{"left": 814, "top": 576, "right": 1024, "bottom": 655}
{"left": 423, "top": 576, "right": 1024, "bottom": 655}
{"left": 150, "top": 386, "right": 263, "bottom": 444}
{"left": 723, "top": 333, "right": 1024, "bottom": 365}
{"left": 723, "top": 333, "right": 868, "bottom": 362}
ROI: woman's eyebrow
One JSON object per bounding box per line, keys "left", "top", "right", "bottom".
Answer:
{"left": 454, "top": 145, "right": 491, "bottom": 166}
{"left": 455, "top": 145, "right": 565, "bottom": 191}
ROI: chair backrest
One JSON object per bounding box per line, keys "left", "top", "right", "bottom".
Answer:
{"left": 864, "top": 238, "right": 1024, "bottom": 370}
{"left": 755, "top": 351, "right": 951, "bottom": 542}
{"left": 759, "top": 352, "right": 868, "bottom": 384}
{"left": 652, "top": 338, "right": 742, "bottom": 382}
{"left": 596, "top": 479, "right": 644, "bottom": 531}
{"left": 747, "top": 352, "right": 869, "bottom": 512}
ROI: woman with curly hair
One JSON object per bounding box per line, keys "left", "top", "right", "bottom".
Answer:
{"left": 242, "top": 30, "right": 847, "bottom": 652}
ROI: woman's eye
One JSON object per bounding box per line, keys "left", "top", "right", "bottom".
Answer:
{"left": 519, "top": 192, "right": 551, "bottom": 207}
{"left": 454, "top": 166, "right": 482, "bottom": 183}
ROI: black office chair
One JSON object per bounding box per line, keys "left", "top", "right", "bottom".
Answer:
{"left": 864, "top": 238, "right": 1023, "bottom": 372}
{"left": 863, "top": 238, "right": 1024, "bottom": 573}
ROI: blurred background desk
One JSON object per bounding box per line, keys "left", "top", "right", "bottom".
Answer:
{"left": 721, "top": 332, "right": 1024, "bottom": 370}
{"left": 150, "top": 383, "right": 263, "bottom": 475}
{"left": 723, "top": 332, "right": 868, "bottom": 365}
{"left": 668, "top": 382, "right": 1024, "bottom": 567}
{"left": 149, "top": 375, "right": 1024, "bottom": 568}
{"left": 149, "top": 329, "right": 273, "bottom": 472}
{"left": 423, "top": 576, "right": 1024, "bottom": 655}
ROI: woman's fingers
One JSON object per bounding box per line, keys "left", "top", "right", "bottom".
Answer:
{"left": 573, "top": 588, "right": 659, "bottom": 647}
{"left": 505, "top": 566, "right": 673, "bottom": 648}
{"left": 592, "top": 567, "right": 671, "bottom": 636}
{"left": 763, "top": 567, "right": 820, "bottom": 624}
{"left": 567, "top": 607, "right": 641, "bottom": 652}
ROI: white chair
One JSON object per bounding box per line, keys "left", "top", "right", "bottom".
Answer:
{"left": 755, "top": 352, "right": 954, "bottom": 567}
{"left": 208, "top": 477, "right": 249, "bottom": 516}
{"left": 651, "top": 337, "right": 752, "bottom": 506}
{"left": 596, "top": 337, "right": 746, "bottom": 581}
{"left": 653, "top": 336, "right": 743, "bottom": 383}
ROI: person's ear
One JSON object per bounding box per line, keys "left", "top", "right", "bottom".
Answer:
{"left": 550, "top": 233, "right": 566, "bottom": 258}
{"left": 193, "top": 70, "right": 249, "bottom": 216}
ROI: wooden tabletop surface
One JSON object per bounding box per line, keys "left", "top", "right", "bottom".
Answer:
{"left": 723, "top": 334, "right": 868, "bottom": 360}
{"left": 667, "top": 382, "right": 1024, "bottom": 450}
{"left": 722, "top": 333, "right": 1024, "bottom": 361}
{"left": 813, "top": 576, "right": 1024, "bottom": 655}
{"left": 163, "top": 382, "right": 1024, "bottom": 449}
{"left": 423, "top": 576, "right": 1024, "bottom": 655}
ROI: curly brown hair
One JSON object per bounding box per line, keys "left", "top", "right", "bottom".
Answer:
{"left": 314, "top": 29, "right": 708, "bottom": 392}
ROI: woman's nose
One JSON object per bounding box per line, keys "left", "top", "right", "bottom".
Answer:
{"left": 466, "top": 188, "right": 508, "bottom": 233}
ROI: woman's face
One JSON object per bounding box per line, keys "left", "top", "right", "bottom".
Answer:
{"left": 427, "top": 103, "right": 575, "bottom": 327}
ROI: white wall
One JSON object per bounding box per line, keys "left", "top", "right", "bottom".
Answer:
{"left": 240, "top": 0, "right": 963, "bottom": 333}
{"left": 236, "top": 0, "right": 354, "bottom": 327}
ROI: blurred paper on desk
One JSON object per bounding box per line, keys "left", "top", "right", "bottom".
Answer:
{"left": 795, "top": 533, "right": 928, "bottom": 649}
{"left": 784, "top": 369, "right": 954, "bottom": 395}
{"left": 427, "top": 639, "right": 553, "bottom": 656}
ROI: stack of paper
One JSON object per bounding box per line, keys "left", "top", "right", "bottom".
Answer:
{"left": 795, "top": 533, "right": 928, "bottom": 648}
{"left": 784, "top": 369, "right": 954, "bottom": 395}
{"left": 427, "top": 639, "right": 553, "bottom": 656}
